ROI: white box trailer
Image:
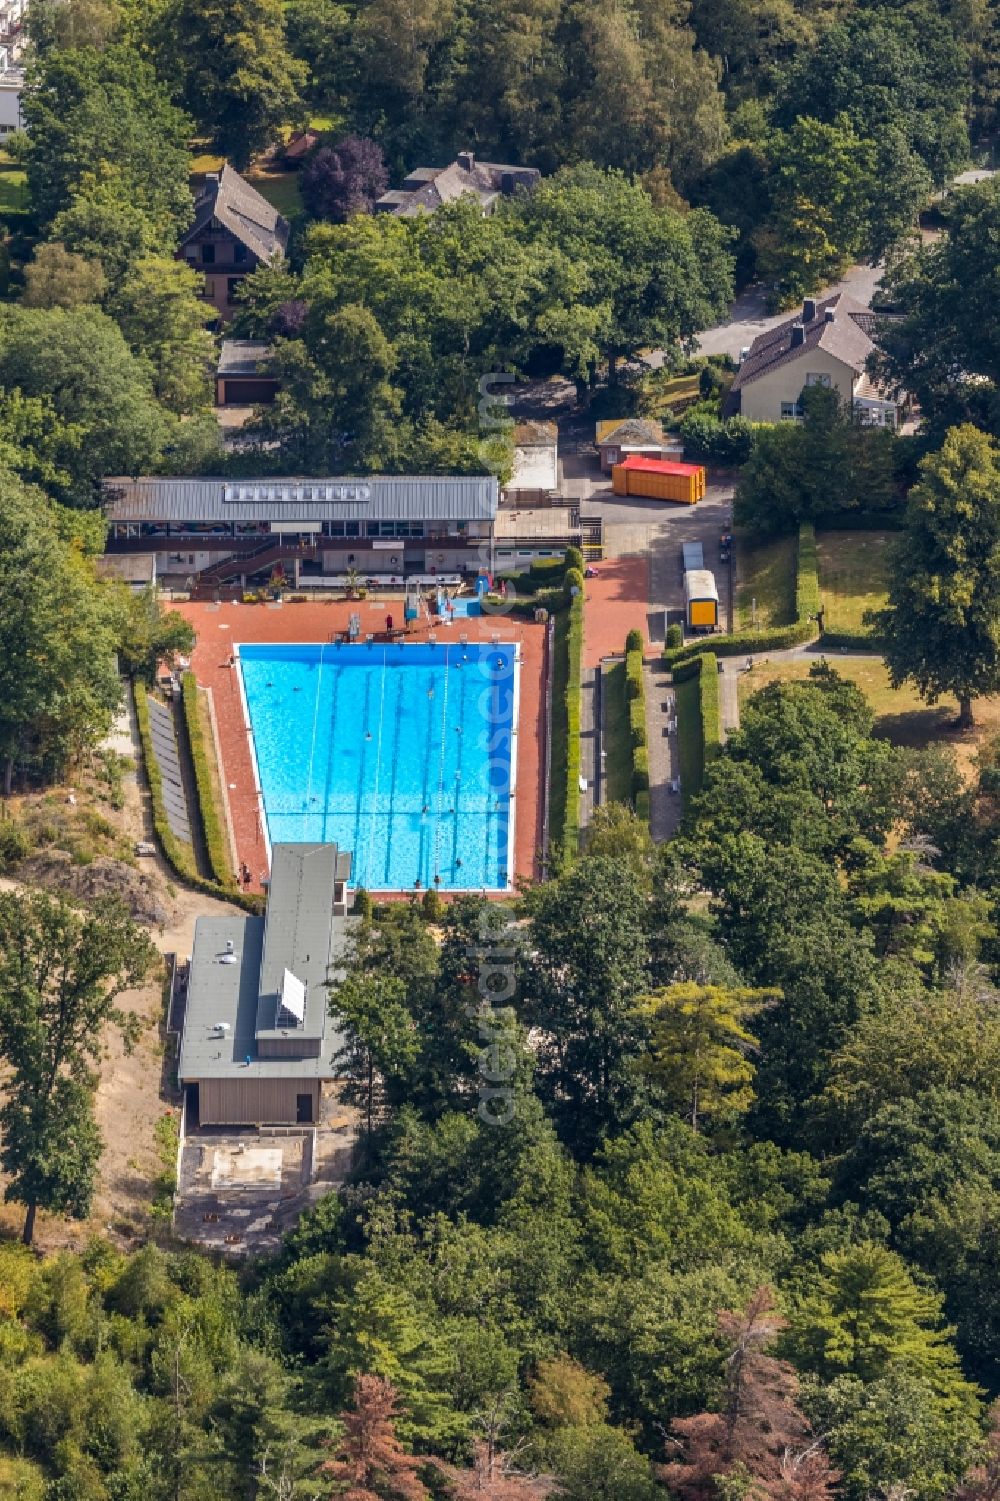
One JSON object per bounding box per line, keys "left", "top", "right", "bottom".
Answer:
{"left": 684, "top": 568, "right": 719, "bottom": 632}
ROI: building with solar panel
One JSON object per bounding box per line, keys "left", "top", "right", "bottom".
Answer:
{"left": 178, "top": 843, "right": 353, "bottom": 1126}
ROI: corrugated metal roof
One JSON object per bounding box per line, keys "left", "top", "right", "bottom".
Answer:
{"left": 103, "top": 475, "right": 499, "bottom": 525}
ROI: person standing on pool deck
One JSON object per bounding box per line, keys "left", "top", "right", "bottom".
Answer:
{"left": 386, "top": 613, "right": 393, "bottom": 632}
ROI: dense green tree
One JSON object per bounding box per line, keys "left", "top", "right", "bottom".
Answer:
{"left": 786, "top": 1242, "right": 975, "bottom": 1401}
{"left": 113, "top": 585, "right": 195, "bottom": 683}
{"left": 20, "top": 44, "right": 192, "bottom": 233}
{"left": 0, "top": 477, "right": 121, "bottom": 790}
{"left": 734, "top": 386, "right": 896, "bottom": 534}
{"left": 754, "top": 116, "right": 874, "bottom": 298}
{"left": 109, "top": 257, "right": 215, "bottom": 414}
{"left": 0, "top": 304, "right": 168, "bottom": 504}
{"left": 48, "top": 169, "right": 168, "bottom": 290}
{"left": 634, "top": 982, "right": 774, "bottom": 1129}
{"left": 0, "top": 890, "right": 155, "bottom": 1242}
{"left": 876, "top": 179, "right": 1000, "bottom": 438}
{"left": 871, "top": 424, "right": 1000, "bottom": 728}
{"left": 248, "top": 304, "right": 402, "bottom": 472}
{"left": 807, "top": 1370, "right": 982, "bottom": 1501}
{"left": 521, "top": 854, "right": 650, "bottom": 1150}
{"left": 155, "top": 0, "right": 307, "bottom": 167}
{"left": 22, "top": 242, "right": 107, "bottom": 309}
{"left": 330, "top": 973, "right": 420, "bottom": 1153}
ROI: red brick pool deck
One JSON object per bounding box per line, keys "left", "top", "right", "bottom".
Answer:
{"left": 583, "top": 555, "right": 651, "bottom": 667}
{"left": 174, "top": 598, "right": 546, "bottom": 894}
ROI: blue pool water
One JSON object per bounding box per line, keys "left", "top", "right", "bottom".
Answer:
{"left": 239, "top": 642, "right": 516, "bottom": 890}
{"left": 437, "top": 593, "right": 482, "bottom": 618}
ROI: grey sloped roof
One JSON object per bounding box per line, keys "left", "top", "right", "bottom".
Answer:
{"left": 377, "top": 154, "right": 540, "bottom": 216}
{"left": 182, "top": 164, "right": 290, "bottom": 263}
{"left": 598, "top": 419, "right": 666, "bottom": 447}
{"left": 103, "top": 475, "right": 499, "bottom": 525}
{"left": 731, "top": 294, "right": 875, "bottom": 393}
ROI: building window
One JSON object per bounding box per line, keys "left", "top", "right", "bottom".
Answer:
{"left": 205, "top": 279, "right": 215, "bottom": 298}
{"left": 234, "top": 243, "right": 248, "bottom": 264}
{"left": 201, "top": 243, "right": 215, "bottom": 265}
{"left": 805, "top": 372, "right": 831, "bottom": 388}
{"left": 780, "top": 401, "right": 804, "bottom": 420}
{"left": 227, "top": 278, "right": 241, "bottom": 304}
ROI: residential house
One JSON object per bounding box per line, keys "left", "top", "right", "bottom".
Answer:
{"left": 726, "top": 294, "right": 898, "bottom": 427}
{"left": 595, "top": 419, "right": 682, "bottom": 474}
{"left": 178, "top": 842, "right": 353, "bottom": 1127}
{"left": 178, "top": 165, "right": 290, "bottom": 322}
{"left": 375, "top": 149, "right": 540, "bottom": 217}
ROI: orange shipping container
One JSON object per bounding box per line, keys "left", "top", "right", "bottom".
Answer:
{"left": 611, "top": 456, "right": 705, "bottom": 504}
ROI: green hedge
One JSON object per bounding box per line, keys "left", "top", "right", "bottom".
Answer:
{"left": 665, "top": 521, "right": 821, "bottom": 669}
{"left": 699, "top": 653, "right": 722, "bottom": 770}
{"left": 629, "top": 697, "right": 647, "bottom": 748}
{"left": 819, "top": 630, "right": 886, "bottom": 653}
{"left": 549, "top": 595, "right": 585, "bottom": 868}
{"left": 135, "top": 687, "right": 262, "bottom": 914}
{"left": 622, "top": 639, "right": 650, "bottom": 813}
{"left": 676, "top": 652, "right": 722, "bottom": 809}
{"left": 632, "top": 744, "right": 649, "bottom": 795}
{"left": 625, "top": 650, "right": 644, "bottom": 701}
{"left": 181, "top": 672, "right": 236, "bottom": 891}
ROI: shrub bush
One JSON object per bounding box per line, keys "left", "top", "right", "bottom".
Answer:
{"left": 530, "top": 556, "right": 566, "bottom": 582}
{"left": 625, "top": 628, "right": 644, "bottom": 653}
{"left": 181, "top": 673, "right": 235, "bottom": 891}
{"left": 564, "top": 567, "right": 585, "bottom": 600}
{"left": 564, "top": 545, "right": 584, "bottom": 573}
{"left": 0, "top": 818, "right": 32, "bottom": 871}
{"left": 666, "top": 622, "right": 683, "bottom": 649}
{"left": 679, "top": 409, "right": 755, "bottom": 466}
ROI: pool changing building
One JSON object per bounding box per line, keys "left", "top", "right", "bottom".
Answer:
{"left": 103, "top": 474, "right": 501, "bottom": 588}
{"left": 178, "top": 842, "right": 353, "bottom": 1127}
{"left": 102, "top": 474, "right": 601, "bottom": 586}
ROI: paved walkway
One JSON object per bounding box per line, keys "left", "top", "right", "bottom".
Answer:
{"left": 644, "top": 661, "right": 681, "bottom": 842}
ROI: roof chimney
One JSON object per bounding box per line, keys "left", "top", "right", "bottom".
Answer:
{"left": 790, "top": 322, "right": 806, "bottom": 348}
{"left": 824, "top": 307, "right": 836, "bottom": 323}
{"left": 456, "top": 150, "right": 475, "bottom": 172}
{"left": 803, "top": 298, "right": 817, "bottom": 323}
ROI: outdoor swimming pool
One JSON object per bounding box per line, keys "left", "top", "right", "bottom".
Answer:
{"left": 238, "top": 642, "right": 518, "bottom": 891}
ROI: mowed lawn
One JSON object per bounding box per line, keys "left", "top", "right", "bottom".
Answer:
{"left": 737, "top": 655, "right": 1000, "bottom": 780}
{"left": 602, "top": 659, "right": 634, "bottom": 804}
{"left": 735, "top": 532, "right": 797, "bottom": 630}
{"left": 817, "top": 530, "right": 892, "bottom": 634}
